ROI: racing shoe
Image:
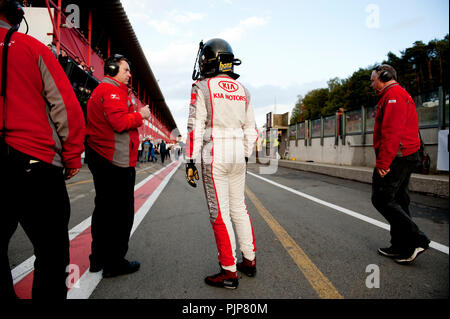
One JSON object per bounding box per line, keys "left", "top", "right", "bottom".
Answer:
{"left": 204, "top": 267, "right": 238, "bottom": 289}
{"left": 394, "top": 247, "right": 427, "bottom": 265}
{"left": 378, "top": 246, "right": 402, "bottom": 258}
{"left": 237, "top": 255, "right": 256, "bottom": 277}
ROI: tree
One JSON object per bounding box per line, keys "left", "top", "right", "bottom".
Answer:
{"left": 430, "top": 35, "right": 449, "bottom": 90}
{"left": 290, "top": 34, "right": 449, "bottom": 121}
{"left": 290, "top": 95, "right": 304, "bottom": 124}
{"left": 302, "top": 88, "right": 329, "bottom": 120}
{"left": 322, "top": 77, "right": 348, "bottom": 117}
{"left": 344, "top": 68, "right": 377, "bottom": 111}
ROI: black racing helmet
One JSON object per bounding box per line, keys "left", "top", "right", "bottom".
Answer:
{"left": 193, "top": 38, "right": 241, "bottom": 80}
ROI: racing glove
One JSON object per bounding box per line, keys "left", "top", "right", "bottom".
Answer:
{"left": 186, "top": 160, "right": 199, "bottom": 188}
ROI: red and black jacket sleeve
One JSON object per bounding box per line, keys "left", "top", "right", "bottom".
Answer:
{"left": 38, "top": 43, "right": 86, "bottom": 168}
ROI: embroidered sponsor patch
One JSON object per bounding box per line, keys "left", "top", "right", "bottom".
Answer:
{"left": 218, "top": 61, "right": 233, "bottom": 73}
{"left": 388, "top": 99, "right": 397, "bottom": 103}
{"left": 110, "top": 94, "right": 120, "bottom": 100}
{"left": 190, "top": 93, "right": 197, "bottom": 105}
{"left": 213, "top": 93, "right": 247, "bottom": 102}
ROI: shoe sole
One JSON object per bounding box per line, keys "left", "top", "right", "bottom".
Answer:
{"left": 377, "top": 249, "right": 400, "bottom": 258}
{"left": 89, "top": 267, "right": 103, "bottom": 273}
{"left": 204, "top": 279, "right": 238, "bottom": 289}
{"left": 205, "top": 283, "right": 238, "bottom": 289}
{"left": 238, "top": 270, "right": 257, "bottom": 277}
{"left": 224, "top": 285, "right": 238, "bottom": 289}
{"left": 395, "top": 247, "right": 426, "bottom": 264}
{"left": 237, "top": 264, "right": 257, "bottom": 277}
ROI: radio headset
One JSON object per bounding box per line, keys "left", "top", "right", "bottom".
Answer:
{"left": 104, "top": 54, "right": 128, "bottom": 77}
{"left": 1, "top": 0, "right": 25, "bottom": 139}
{"left": 374, "top": 64, "right": 396, "bottom": 83}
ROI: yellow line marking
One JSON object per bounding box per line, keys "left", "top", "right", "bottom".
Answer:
{"left": 245, "top": 186, "right": 344, "bottom": 299}
{"left": 66, "top": 179, "right": 93, "bottom": 187}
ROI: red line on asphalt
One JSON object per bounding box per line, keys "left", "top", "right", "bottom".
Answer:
{"left": 14, "top": 161, "right": 179, "bottom": 299}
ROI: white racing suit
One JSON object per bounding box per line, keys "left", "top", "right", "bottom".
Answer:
{"left": 186, "top": 74, "right": 258, "bottom": 272}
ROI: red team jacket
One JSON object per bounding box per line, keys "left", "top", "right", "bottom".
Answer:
{"left": 373, "top": 83, "right": 420, "bottom": 170}
{"left": 86, "top": 76, "right": 143, "bottom": 167}
{"left": 0, "top": 21, "right": 85, "bottom": 168}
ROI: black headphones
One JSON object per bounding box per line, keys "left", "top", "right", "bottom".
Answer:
{"left": 104, "top": 54, "right": 129, "bottom": 77}
{"left": 374, "top": 65, "right": 396, "bottom": 83}
{"left": 3, "top": 0, "right": 24, "bottom": 26}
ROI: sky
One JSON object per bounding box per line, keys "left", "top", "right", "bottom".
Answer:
{"left": 121, "top": 0, "right": 449, "bottom": 136}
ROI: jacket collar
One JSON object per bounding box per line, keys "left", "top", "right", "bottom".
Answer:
{"left": 0, "top": 19, "right": 12, "bottom": 29}
{"left": 102, "top": 76, "right": 128, "bottom": 92}
{"left": 377, "top": 82, "right": 398, "bottom": 97}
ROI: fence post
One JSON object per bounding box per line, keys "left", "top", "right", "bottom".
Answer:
{"left": 361, "top": 106, "right": 366, "bottom": 145}
{"left": 320, "top": 117, "right": 324, "bottom": 146}
{"left": 438, "top": 86, "right": 445, "bottom": 129}
{"left": 308, "top": 120, "right": 312, "bottom": 146}
{"left": 305, "top": 120, "right": 308, "bottom": 147}
{"left": 342, "top": 111, "right": 346, "bottom": 146}
{"left": 335, "top": 111, "right": 339, "bottom": 146}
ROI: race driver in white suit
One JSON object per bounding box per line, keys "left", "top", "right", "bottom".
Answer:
{"left": 185, "top": 38, "right": 259, "bottom": 289}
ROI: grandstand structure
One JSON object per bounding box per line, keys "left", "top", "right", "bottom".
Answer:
{"left": 20, "top": 0, "right": 178, "bottom": 142}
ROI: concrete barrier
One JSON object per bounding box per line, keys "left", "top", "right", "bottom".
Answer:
{"left": 278, "top": 159, "right": 449, "bottom": 198}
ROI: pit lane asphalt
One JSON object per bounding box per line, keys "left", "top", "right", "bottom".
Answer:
{"left": 8, "top": 161, "right": 449, "bottom": 299}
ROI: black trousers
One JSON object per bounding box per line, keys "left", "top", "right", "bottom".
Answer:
{"left": 0, "top": 140, "right": 70, "bottom": 299}
{"left": 371, "top": 151, "right": 429, "bottom": 249}
{"left": 86, "top": 146, "right": 136, "bottom": 269}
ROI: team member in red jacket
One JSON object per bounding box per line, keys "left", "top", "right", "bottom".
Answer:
{"left": 86, "top": 54, "right": 150, "bottom": 278}
{"left": 0, "top": 1, "right": 85, "bottom": 299}
{"left": 370, "top": 64, "right": 430, "bottom": 264}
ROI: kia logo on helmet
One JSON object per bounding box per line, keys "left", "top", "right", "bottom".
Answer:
{"left": 219, "top": 81, "right": 239, "bottom": 93}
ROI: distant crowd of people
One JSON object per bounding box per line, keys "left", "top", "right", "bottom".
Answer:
{"left": 138, "top": 138, "right": 183, "bottom": 164}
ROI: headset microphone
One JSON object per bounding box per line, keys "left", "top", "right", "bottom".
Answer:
{"left": 191, "top": 40, "right": 203, "bottom": 81}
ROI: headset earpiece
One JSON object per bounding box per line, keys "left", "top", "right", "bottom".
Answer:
{"left": 106, "top": 63, "right": 119, "bottom": 77}
{"left": 379, "top": 70, "right": 393, "bottom": 83}
{"left": 374, "top": 64, "right": 396, "bottom": 83}
{"left": 4, "top": 0, "right": 24, "bottom": 26}
{"left": 104, "top": 54, "right": 126, "bottom": 77}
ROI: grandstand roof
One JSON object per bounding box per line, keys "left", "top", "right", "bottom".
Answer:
{"left": 33, "top": 0, "right": 177, "bottom": 132}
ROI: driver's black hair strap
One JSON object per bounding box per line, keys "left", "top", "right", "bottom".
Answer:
{"left": 1, "top": 26, "right": 18, "bottom": 136}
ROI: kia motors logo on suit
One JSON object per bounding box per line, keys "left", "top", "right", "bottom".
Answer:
{"left": 219, "top": 81, "right": 239, "bottom": 92}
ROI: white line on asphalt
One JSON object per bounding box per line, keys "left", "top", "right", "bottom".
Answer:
{"left": 247, "top": 171, "right": 449, "bottom": 255}
{"left": 67, "top": 161, "right": 182, "bottom": 299}
{"left": 11, "top": 161, "right": 180, "bottom": 287}
{"left": 70, "top": 194, "right": 86, "bottom": 204}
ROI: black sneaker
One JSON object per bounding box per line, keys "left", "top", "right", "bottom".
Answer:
{"left": 89, "top": 256, "right": 103, "bottom": 272}
{"left": 103, "top": 260, "right": 140, "bottom": 278}
{"left": 204, "top": 267, "right": 239, "bottom": 289}
{"left": 418, "top": 238, "right": 430, "bottom": 250}
{"left": 89, "top": 263, "right": 103, "bottom": 273}
{"left": 378, "top": 246, "right": 402, "bottom": 258}
{"left": 395, "top": 247, "right": 427, "bottom": 264}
